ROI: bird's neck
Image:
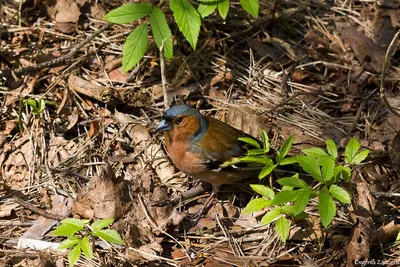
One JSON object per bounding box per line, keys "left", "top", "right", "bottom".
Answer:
{"left": 190, "top": 116, "right": 209, "bottom": 145}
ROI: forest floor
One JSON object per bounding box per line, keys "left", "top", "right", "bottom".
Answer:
{"left": 1, "top": 0, "right": 400, "bottom": 266}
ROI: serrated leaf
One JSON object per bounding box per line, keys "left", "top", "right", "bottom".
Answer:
{"left": 318, "top": 187, "right": 336, "bottom": 228}
{"left": 321, "top": 157, "right": 335, "bottom": 181}
{"left": 240, "top": 155, "right": 273, "bottom": 166}
{"left": 275, "top": 216, "right": 291, "bottom": 243}
{"left": 122, "top": 23, "right": 148, "bottom": 73}
{"left": 242, "top": 198, "right": 271, "bottom": 214}
{"left": 250, "top": 184, "right": 275, "bottom": 199}
{"left": 80, "top": 237, "right": 93, "bottom": 260}
{"left": 91, "top": 218, "right": 114, "bottom": 231}
{"left": 260, "top": 207, "right": 281, "bottom": 225}
{"left": 104, "top": 3, "right": 153, "bottom": 24}
{"left": 329, "top": 185, "right": 351, "bottom": 204}
{"left": 296, "top": 156, "right": 323, "bottom": 182}
{"left": 293, "top": 189, "right": 311, "bottom": 215}
{"left": 150, "top": 7, "right": 173, "bottom": 59}
{"left": 302, "top": 147, "right": 329, "bottom": 158}
{"left": 350, "top": 150, "right": 369, "bottom": 165}
{"left": 279, "top": 156, "right": 297, "bottom": 166}
{"left": 259, "top": 164, "right": 277, "bottom": 179}
{"left": 58, "top": 236, "right": 81, "bottom": 250}
{"left": 94, "top": 229, "right": 124, "bottom": 244}
{"left": 170, "top": 0, "right": 201, "bottom": 50}
{"left": 276, "top": 136, "right": 294, "bottom": 163}
{"left": 218, "top": 0, "right": 229, "bottom": 19}
{"left": 270, "top": 190, "right": 301, "bottom": 206}
{"left": 240, "top": 0, "right": 259, "bottom": 18}
{"left": 277, "top": 174, "right": 308, "bottom": 189}
{"left": 247, "top": 148, "right": 265, "bottom": 155}
{"left": 342, "top": 166, "right": 351, "bottom": 182}
{"left": 68, "top": 243, "right": 81, "bottom": 267}
{"left": 52, "top": 219, "right": 85, "bottom": 237}
{"left": 198, "top": 3, "right": 217, "bottom": 18}
{"left": 326, "top": 139, "right": 338, "bottom": 159}
{"left": 345, "top": 137, "right": 360, "bottom": 164}
{"left": 238, "top": 137, "right": 261, "bottom": 148}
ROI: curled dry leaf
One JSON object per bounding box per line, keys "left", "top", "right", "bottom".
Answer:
{"left": 72, "top": 173, "right": 124, "bottom": 220}
{"left": 223, "top": 106, "right": 269, "bottom": 138}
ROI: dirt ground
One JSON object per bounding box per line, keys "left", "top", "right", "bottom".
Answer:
{"left": 1, "top": 0, "right": 400, "bottom": 266}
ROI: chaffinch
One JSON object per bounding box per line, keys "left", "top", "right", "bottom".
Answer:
{"left": 155, "top": 104, "right": 262, "bottom": 195}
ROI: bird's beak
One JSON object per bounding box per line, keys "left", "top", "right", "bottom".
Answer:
{"left": 155, "top": 120, "right": 172, "bottom": 132}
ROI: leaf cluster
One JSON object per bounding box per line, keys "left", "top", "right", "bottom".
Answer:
{"left": 241, "top": 135, "right": 369, "bottom": 243}
{"left": 53, "top": 218, "right": 123, "bottom": 267}
{"left": 104, "top": 0, "right": 260, "bottom": 72}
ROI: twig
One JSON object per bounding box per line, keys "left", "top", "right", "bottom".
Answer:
{"left": 13, "top": 197, "right": 65, "bottom": 221}
{"left": 15, "top": 23, "right": 112, "bottom": 75}
{"left": 160, "top": 40, "right": 169, "bottom": 109}
{"left": 137, "top": 195, "right": 190, "bottom": 260}
{"left": 380, "top": 30, "right": 400, "bottom": 116}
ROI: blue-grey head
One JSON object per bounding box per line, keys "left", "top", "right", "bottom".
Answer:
{"left": 155, "top": 105, "right": 208, "bottom": 135}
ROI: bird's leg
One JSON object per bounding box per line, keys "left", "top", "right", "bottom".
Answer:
{"left": 191, "top": 185, "right": 220, "bottom": 224}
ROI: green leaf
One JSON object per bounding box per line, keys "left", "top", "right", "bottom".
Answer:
{"left": 342, "top": 166, "right": 351, "bottom": 182}
{"left": 293, "top": 189, "right": 311, "bottom": 215}
{"left": 321, "top": 157, "right": 335, "bottom": 181}
{"left": 170, "top": 0, "right": 201, "bottom": 50}
{"left": 58, "top": 236, "right": 81, "bottom": 250}
{"left": 270, "top": 190, "right": 301, "bottom": 206}
{"left": 52, "top": 218, "right": 85, "bottom": 237}
{"left": 318, "top": 187, "right": 336, "bottom": 228}
{"left": 333, "top": 165, "right": 342, "bottom": 182}
{"left": 302, "top": 147, "right": 329, "bottom": 158}
{"left": 277, "top": 174, "right": 308, "bottom": 189}
{"left": 247, "top": 149, "right": 265, "bottom": 156}
{"left": 240, "top": 155, "right": 273, "bottom": 166}
{"left": 68, "top": 243, "right": 81, "bottom": 267}
{"left": 326, "top": 139, "right": 338, "bottom": 159}
{"left": 275, "top": 216, "right": 291, "bottom": 243}
{"left": 240, "top": 0, "right": 259, "bottom": 18}
{"left": 94, "top": 229, "right": 124, "bottom": 244}
{"left": 242, "top": 198, "right": 271, "bottom": 214}
{"left": 329, "top": 185, "right": 351, "bottom": 204}
{"left": 91, "top": 218, "right": 114, "bottom": 231}
{"left": 279, "top": 156, "right": 297, "bottom": 166}
{"left": 150, "top": 7, "right": 173, "bottom": 60}
{"left": 122, "top": 23, "right": 148, "bottom": 73}
{"left": 259, "top": 164, "right": 277, "bottom": 179}
{"left": 250, "top": 184, "right": 275, "bottom": 199}
{"left": 350, "top": 150, "right": 369, "bottom": 165}
{"left": 260, "top": 207, "right": 281, "bottom": 225}
{"left": 260, "top": 129, "right": 270, "bottom": 153}
{"left": 104, "top": 3, "right": 153, "bottom": 24}
{"left": 218, "top": 0, "right": 229, "bottom": 19}
{"left": 32, "top": 99, "right": 46, "bottom": 114}
{"left": 238, "top": 137, "right": 261, "bottom": 149}
{"left": 280, "top": 205, "right": 294, "bottom": 216}
{"left": 198, "top": 3, "right": 217, "bottom": 18}
{"left": 296, "top": 156, "right": 323, "bottom": 182}
{"left": 80, "top": 237, "right": 93, "bottom": 260}
{"left": 276, "top": 136, "right": 294, "bottom": 163}
{"left": 345, "top": 137, "right": 360, "bottom": 164}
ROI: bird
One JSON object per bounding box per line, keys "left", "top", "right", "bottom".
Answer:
{"left": 155, "top": 104, "right": 264, "bottom": 206}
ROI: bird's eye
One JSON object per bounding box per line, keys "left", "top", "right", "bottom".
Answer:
{"left": 175, "top": 116, "right": 184, "bottom": 124}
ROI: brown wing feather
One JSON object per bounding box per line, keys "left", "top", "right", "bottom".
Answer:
{"left": 194, "top": 116, "right": 251, "bottom": 162}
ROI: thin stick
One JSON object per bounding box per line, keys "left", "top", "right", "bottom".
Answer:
{"left": 13, "top": 197, "right": 65, "bottom": 221}
{"left": 15, "top": 23, "right": 112, "bottom": 75}
{"left": 380, "top": 30, "right": 400, "bottom": 116}
{"left": 160, "top": 40, "right": 169, "bottom": 109}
